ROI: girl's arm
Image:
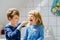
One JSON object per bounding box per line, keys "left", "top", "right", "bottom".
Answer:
{"left": 23, "top": 28, "right": 28, "bottom": 40}
{"left": 37, "top": 26, "right": 44, "bottom": 40}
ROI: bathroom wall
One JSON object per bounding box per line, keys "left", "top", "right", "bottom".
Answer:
{"left": 0, "top": 0, "right": 60, "bottom": 40}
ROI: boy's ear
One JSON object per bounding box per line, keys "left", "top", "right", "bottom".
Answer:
{"left": 8, "top": 17, "right": 11, "bottom": 21}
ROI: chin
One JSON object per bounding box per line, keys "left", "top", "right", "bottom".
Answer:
{"left": 14, "top": 23, "right": 17, "bottom": 26}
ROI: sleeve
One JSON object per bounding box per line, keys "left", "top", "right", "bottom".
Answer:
{"left": 4, "top": 27, "right": 20, "bottom": 38}
{"left": 37, "top": 26, "right": 44, "bottom": 40}
{"left": 23, "top": 28, "right": 28, "bottom": 40}
{"left": 17, "top": 22, "right": 25, "bottom": 30}
{"left": 51, "top": 0, "right": 58, "bottom": 12}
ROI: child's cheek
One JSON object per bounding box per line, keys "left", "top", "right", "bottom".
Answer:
{"left": 33, "top": 18, "right": 36, "bottom": 22}
{"left": 28, "top": 17, "right": 31, "bottom": 21}
{"left": 13, "top": 20, "right": 17, "bottom": 25}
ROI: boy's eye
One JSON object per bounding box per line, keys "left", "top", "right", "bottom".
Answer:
{"left": 15, "top": 17, "right": 19, "bottom": 19}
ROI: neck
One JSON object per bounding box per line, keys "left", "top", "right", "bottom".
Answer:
{"left": 11, "top": 23, "right": 16, "bottom": 27}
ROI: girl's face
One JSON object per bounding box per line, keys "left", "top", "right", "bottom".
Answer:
{"left": 28, "top": 14, "right": 36, "bottom": 25}
{"left": 10, "top": 15, "right": 19, "bottom": 27}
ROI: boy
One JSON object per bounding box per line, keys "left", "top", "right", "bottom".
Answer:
{"left": 4, "top": 8, "right": 28, "bottom": 40}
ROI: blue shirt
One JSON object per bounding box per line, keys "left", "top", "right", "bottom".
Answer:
{"left": 4, "top": 23, "right": 21, "bottom": 40}
{"left": 23, "top": 25, "right": 44, "bottom": 40}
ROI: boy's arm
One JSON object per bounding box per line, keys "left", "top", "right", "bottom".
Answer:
{"left": 4, "top": 27, "right": 20, "bottom": 38}
{"left": 17, "top": 21, "right": 28, "bottom": 30}
{"left": 37, "top": 27, "right": 44, "bottom": 40}
{"left": 23, "top": 28, "right": 28, "bottom": 40}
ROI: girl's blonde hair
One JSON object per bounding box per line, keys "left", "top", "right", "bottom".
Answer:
{"left": 28, "top": 10, "right": 44, "bottom": 27}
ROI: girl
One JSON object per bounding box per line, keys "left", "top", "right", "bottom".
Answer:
{"left": 23, "top": 10, "right": 44, "bottom": 40}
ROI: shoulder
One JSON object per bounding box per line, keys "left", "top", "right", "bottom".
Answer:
{"left": 4, "top": 23, "right": 12, "bottom": 32}
{"left": 38, "top": 25, "right": 44, "bottom": 30}
{"left": 5, "top": 23, "right": 11, "bottom": 28}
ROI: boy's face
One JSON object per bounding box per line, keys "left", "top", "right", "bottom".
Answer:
{"left": 9, "top": 15, "right": 19, "bottom": 27}
{"left": 28, "top": 14, "right": 36, "bottom": 25}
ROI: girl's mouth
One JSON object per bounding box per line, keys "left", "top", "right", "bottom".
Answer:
{"left": 30, "top": 19, "right": 33, "bottom": 22}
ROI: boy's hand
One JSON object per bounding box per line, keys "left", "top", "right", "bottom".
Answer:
{"left": 20, "top": 21, "right": 28, "bottom": 28}
{"left": 17, "top": 21, "right": 28, "bottom": 30}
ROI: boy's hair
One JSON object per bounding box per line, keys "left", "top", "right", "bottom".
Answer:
{"left": 7, "top": 8, "right": 20, "bottom": 20}
{"left": 28, "top": 10, "right": 44, "bottom": 27}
